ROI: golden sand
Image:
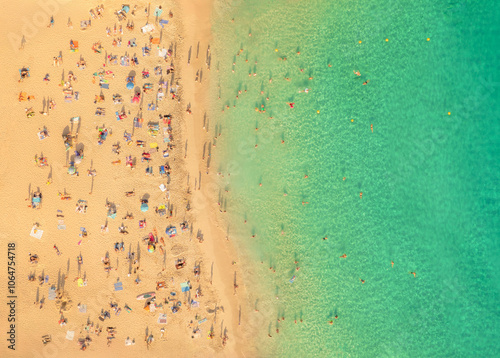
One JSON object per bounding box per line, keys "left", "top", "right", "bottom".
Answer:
{"left": 0, "top": 1, "right": 253, "bottom": 356}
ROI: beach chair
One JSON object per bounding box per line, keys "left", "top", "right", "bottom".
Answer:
{"left": 70, "top": 40, "right": 79, "bottom": 52}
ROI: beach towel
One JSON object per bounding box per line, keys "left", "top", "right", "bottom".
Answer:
{"left": 77, "top": 278, "right": 87, "bottom": 287}
{"left": 57, "top": 220, "right": 66, "bottom": 230}
{"left": 157, "top": 313, "right": 167, "bottom": 324}
{"left": 100, "top": 83, "right": 109, "bottom": 89}
{"left": 180, "top": 282, "right": 190, "bottom": 292}
{"left": 141, "top": 24, "right": 155, "bottom": 33}
{"left": 114, "top": 282, "right": 123, "bottom": 291}
{"left": 154, "top": 7, "right": 163, "bottom": 17}
{"left": 190, "top": 300, "right": 199, "bottom": 308}
{"left": 159, "top": 183, "right": 167, "bottom": 192}
{"left": 158, "top": 48, "right": 168, "bottom": 57}
{"left": 48, "top": 286, "right": 57, "bottom": 300}
{"left": 30, "top": 226, "right": 43, "bottom": 239}
{"left": 78, "top": 304, "right": 87, "bottom": 313}
{"left": 65, "top": 331, "right": 74, "bottom": 341}
{"left": 151, "top": 38, "right": 160, "bottom": 45}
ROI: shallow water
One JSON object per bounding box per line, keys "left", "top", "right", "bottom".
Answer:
{"left": 210, "top": 0, "right": 500, "bottom": 357}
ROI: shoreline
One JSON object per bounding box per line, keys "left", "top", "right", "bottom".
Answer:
{"left": 177, "top": 0, "right": 256, "bottom": 356}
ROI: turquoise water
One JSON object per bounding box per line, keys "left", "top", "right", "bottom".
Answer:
{"left": 210, "top": 0, "right": 500, "bottom": 357}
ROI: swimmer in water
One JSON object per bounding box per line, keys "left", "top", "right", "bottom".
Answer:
{"left": 363, "top": 80, "right": 370, "bottom": 85}
{"left": 410, "top": 271, "right": 416, "bottom": 277}
{"left": 340, "top": 254, "right": 347, "bottom": 258}
{"left": 391, "top": 261, "right": 394, "bottom": 268}
{"left": 353, "top": 70, "right": 361, "bottom": 76}
{"left": 371, "top": 124, "right": 373, "bottom": 132}
{"left": 360, "top": 279, "right": 365, "bottom": 284}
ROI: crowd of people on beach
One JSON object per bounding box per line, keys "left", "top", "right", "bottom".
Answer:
{"left": 20, "top": 3, "right": 230, "bottom": 352}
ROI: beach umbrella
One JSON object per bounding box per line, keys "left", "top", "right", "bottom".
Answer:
{"left": 122, "top": 5, "right": 130, "bottom": 13}
{"left": 141, "top": 202, "right": 149, "bottom": 212}
{"left": 147, "top": 244, "right": 155, "bottom": 253}
{"left": 126, "top": 81, "right": 134, "bottom": 90}
{"left": 67, "top": 165, "right": 76, "bottom": 175}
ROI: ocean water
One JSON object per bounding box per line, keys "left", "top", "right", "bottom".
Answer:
{"left": 209, "top": 0, "right": 500, "bottom": 357}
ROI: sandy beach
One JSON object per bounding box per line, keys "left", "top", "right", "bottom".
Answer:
{"left": 0, "top": 1, "right": 253, "bottom": 357}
